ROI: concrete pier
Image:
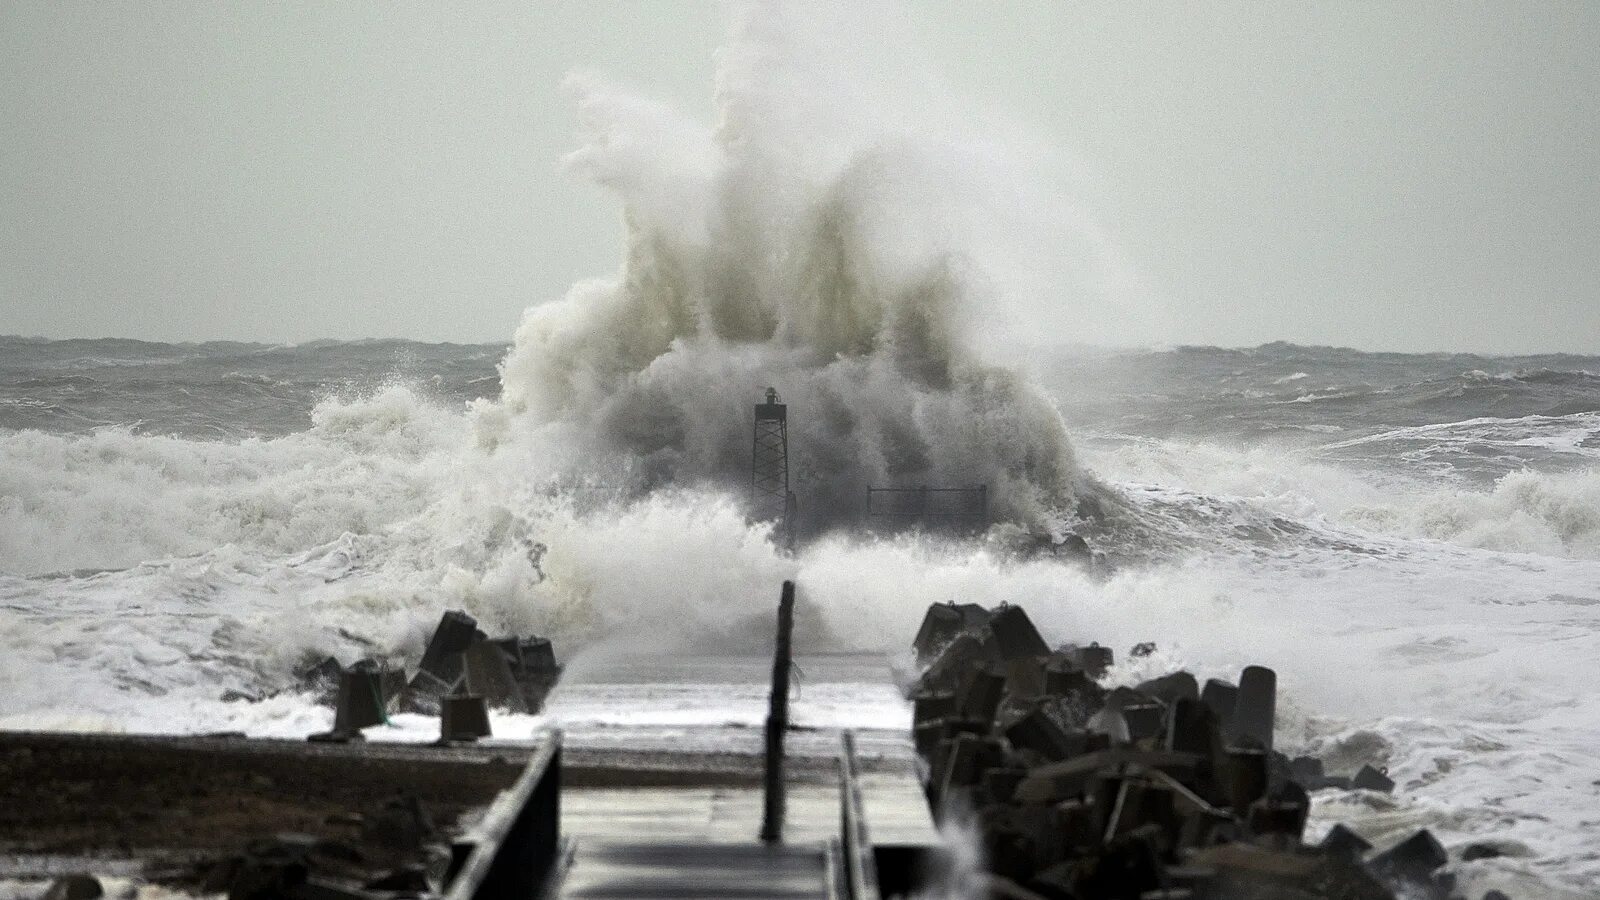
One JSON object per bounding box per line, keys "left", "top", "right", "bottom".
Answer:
{"left": 552, "top": 650, "right": 939, "bottom": 898}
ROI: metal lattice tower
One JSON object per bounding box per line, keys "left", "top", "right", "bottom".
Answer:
{"left": 751, "top": 388, "right": 793, "bottom": 546}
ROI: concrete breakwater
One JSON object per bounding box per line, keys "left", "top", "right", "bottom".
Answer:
{"left": 905, "top": 601, "right": 1504, "bottom": 900}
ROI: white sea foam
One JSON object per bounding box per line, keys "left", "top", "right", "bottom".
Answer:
{"left": 1341, "top": 467, "right": 1600, "bottom": 559}
{"left": 5, "top": 486, "right": 1599, "bottom": 890}
{"left": 0, "top": 384, "right": 468, "bottom": 576}
{"left": 1084, "top": 434, "right": 1600, "bottom": 560}
{"left": 1318, "top": 412, "right": 1600, "bottom": 478}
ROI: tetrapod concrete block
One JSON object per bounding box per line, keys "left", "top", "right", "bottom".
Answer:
{"left": 1224, "top": 747, "right": 1269, "bottom": 815}
{"left": 1163, "top": 698, "right": 1222, "bottom": 762}
{"left": 1004, "top": 656, "right": 1048, "bottom": 701}
{"left": 1352, "top": 764, "right": 1395, "bottom": 793}
{"left": 959, "top": 663, "right": 1007, "bottom": 725}
{"left": 1319, "top": 823, "right": 1372, "bottom": 859}
{"left": 1136, "top": 671, "right": 1199, "bottom": 705}
{"left": 987, "top": 605, "right": 1051, "bottom": 660}
{"left": 1367, "top": 828, "right": 1447, "bottom": 890}
{"left": 440, "top": 694, "right": 492, "bottom": 742}
{"left": 1200, "top": 678, "right": 1238, "bottom": 733}
{"left": 1230, "top": 666, "right": 1276, "bottom": 751}
{"left": 462, "top": 640, "right": 529, "bottom": 714}
{"left": 417, "top": 610, "right": 486, "bottom": 685}
{"left": 913, "top": 691, "right": 957, "bottom": 727}
{"left": 1072, "top": 643, "right": 1114, "bottom": 679}
{"left": 1004, "top": 705, "right": 1083, "bottom": 762}
{"left": 914, "top": 603, "right": 989, "bottom": 662}
{"left": 1122, "top": 703, "right": 1166, "bottom": 742}
{"left": 917, "top": 633, "right": 994, "bottom": 696}
{"left": 310, "top": 668, "right": 386, "bottom": 741}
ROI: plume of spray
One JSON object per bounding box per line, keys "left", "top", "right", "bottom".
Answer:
{"left": 483, "top": 2, "right": 1109, "bottom": 537}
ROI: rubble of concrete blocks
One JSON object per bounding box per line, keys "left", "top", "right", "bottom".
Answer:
{"left": 294, "top": 610, "right": 562, "bottom": 724}
{"left": 908, "top": 601, "right": 1488, "bottom": 900}
{"left": 197, "top": 801, "right": 442, "bottom": 899}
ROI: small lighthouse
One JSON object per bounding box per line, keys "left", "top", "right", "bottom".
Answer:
{"left": 751, "top": 388, "right": 794, "bottom": 548}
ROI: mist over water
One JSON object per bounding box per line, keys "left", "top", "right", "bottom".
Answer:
{"left": 3, "top": 7, "right": 1600, "bottom": 896}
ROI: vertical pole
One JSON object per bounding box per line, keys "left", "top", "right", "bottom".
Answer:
{"left": 784, "top": 490, "right": 798, "bottom": 551}
{"left": 761, "top": 580, "right": 796, "bottom": 843}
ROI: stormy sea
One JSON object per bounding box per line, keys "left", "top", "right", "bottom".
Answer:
{"left": 4, "top": 335, "right": 1598, "bottom": 897}
{"left": 4, "top": 10, "right": 1599, "bottom": 899}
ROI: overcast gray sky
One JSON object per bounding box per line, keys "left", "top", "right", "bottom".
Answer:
{"left": 3, "top": 2, "right": 1596, "bottom": 353}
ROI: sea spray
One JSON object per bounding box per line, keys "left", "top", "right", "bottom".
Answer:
{"left": 486, "top": 4, "right": 1090, "bottom": 535}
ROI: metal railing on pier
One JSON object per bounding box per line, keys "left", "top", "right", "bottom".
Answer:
{"left": 444, "top": 730, "right": 565, "bottom": 900}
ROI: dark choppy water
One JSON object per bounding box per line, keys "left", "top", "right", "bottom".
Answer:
{"left": 1040, "top": 342, "right": 1600, "bottom": 484}
{"left": 0, "top": 337, "right": 504, "bottom": 438}
{"left": 9, "top": 335, "right": 1596, "bottom": 485}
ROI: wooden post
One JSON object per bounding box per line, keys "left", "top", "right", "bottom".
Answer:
{"left": 760, "top": 580, "right": 796, "bottom": 843}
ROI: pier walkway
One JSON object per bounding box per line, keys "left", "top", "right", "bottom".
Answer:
{"left": 548, "top": 652, "right": 940, "bottom": 899}
{"left": 560, "top": 842, "right": 836, "bottom": 899}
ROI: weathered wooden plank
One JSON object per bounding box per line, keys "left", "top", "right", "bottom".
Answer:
{"left": 559, "top": 841, "right": 833, "bottom": 899}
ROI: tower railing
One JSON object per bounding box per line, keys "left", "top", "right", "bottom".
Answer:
{"left": 865, "top": 485, "right": 988, "bottom": 532}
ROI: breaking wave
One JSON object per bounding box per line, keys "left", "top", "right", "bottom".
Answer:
{"left": 1342, "top": 467, "right": 1600, "bottom": 559}
{"left": 1087, "top": 436, "right": 1600, "bottom": 560}
{"left": 482, "top": 6, "right": 1094, "bottom": 534}
{"left": 0, "top": 385, "right": 466, "bottom": 576}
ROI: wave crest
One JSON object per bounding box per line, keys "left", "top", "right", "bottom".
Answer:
{"left": 1344, "top": 468, "right": 1600, "bottom": 559}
